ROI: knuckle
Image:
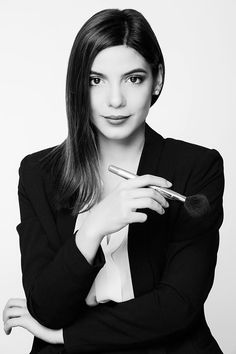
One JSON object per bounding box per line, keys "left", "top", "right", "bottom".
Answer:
{"left": 151, "top": 199, "right": 156, "bottom": 208}
{"left": 153, "top": 190, "right": 160, "bottom": 200}
{"left": 148, "top": 199, "right": 156, "bottom": 209}
{"left": 140, "top": 174, "right": 150, "bottom": 183}
{"left": 7, "top": 298, "right": 16, "bottom": 306}
{"left": 154, "top": 191, "right": 165, "bottom": 204}
{"left": 145, "top": 174, "right": 152, "bottom": 183}
{"left": 160, "top": 195, "right": 166, "bottom": 205}
{"left": 6, "top": 299, "right": 12, "bottom": 307}
{"left": 5, "top": 300, "right": 11, "bottom": 310}
{"left": 3, "top": 307, "right": 9, "bottom": 317}
{"left": 149, "top": 188, "right": 156, "bottom": 198}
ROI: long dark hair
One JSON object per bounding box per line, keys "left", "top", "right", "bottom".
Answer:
{"left": 41, "top": 8, "right": 165, "bottom": 216}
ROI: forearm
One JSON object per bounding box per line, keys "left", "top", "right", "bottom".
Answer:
{"left": 24, "top": 233, "right": 104, "bottom": 329}
{"left": 62, "top": 229, "right": 220, "bottom": 352}
{"left": 62, "top": 284, "right": 195, "bottom": 352}
{"left": 18, "top": 184, "right": 105, "bottom": 329}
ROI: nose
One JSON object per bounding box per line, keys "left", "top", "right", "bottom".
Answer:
{"left": 107, "top": 84, "right": 126, "bottom": 108}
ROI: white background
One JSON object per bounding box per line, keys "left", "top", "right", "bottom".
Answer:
{"left": 0, "top": 0, "right": 235, "bottom": 353}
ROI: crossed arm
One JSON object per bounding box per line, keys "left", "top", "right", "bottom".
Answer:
{"left": 3, "top": 149, "right": 224, "bottom": 353}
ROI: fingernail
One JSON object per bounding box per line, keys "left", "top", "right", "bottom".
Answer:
{"left": 166, "top": 181, "right": 172, "bottom": 187}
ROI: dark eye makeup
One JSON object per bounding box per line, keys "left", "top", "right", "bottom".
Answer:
{"left": 89, "top": 74, "right": 146, "bottom": 86}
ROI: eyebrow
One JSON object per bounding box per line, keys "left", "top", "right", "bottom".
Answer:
{"left": 90, "top": 68, "right": 148, "bottom": 77}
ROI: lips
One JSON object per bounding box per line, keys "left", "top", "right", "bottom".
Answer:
{"left": 102, "top": 114, "right": 131, "bottom": 125}
{"left": 104, "top": 115, "right": 130, "bottom": 120}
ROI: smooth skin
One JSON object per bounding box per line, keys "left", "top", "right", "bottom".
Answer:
{"left": 3, "top": 45, "right": 171, "bottom": 344}
{"left": 3, "top": 299, "right": 62, "bottom": 344}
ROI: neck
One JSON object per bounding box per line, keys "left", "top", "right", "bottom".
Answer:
{"left": 97, "top": 124, "right": 145, "bottom": 171}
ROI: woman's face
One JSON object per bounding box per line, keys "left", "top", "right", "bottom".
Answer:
{"left": 89, "top": 45, "right": 157, "bottom": 142}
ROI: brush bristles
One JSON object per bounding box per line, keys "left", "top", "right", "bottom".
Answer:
{"left": 184, "top": 194, "right": 210, "bottom": 217}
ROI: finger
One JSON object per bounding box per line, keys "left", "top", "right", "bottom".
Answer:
{"left": 132, "top": 198, "right": 165, "bottom": 215}
{"left": 4, "top": 326, "right": 12, "bottom": 335}
{"left": 4, "top": 298, "right": 26, "bottom": 310}
{"left": 125, "top": 174, "right": 172, "bottom": 189}
{"left": 4, "top": 317, "right": 22, "bottom": 335}
{"left": 128, "top": 188, "right": 169, "bottom": 208}
{"left": 4, "top": 316, "right": 28, "bottom": 335}
{"left": 129, "top": 211, "right": 148, "bottom": 223}
{"left": 3, "top": 307, "right": 28, "bottom": 324}
{"left": 3, "top": 298, "right": 27, "bottom": 321}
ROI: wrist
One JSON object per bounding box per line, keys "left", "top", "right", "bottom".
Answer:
{"left": 41, "top": 327, "right": 64, "bottom": 344}
{"left": 55, "top": 328, "right": 64, "bottom": 344}
{"left": 78, "top": 221, "right": 104, "bottom": 244}
{"left": 75, "top": 226, "right": 103, "bottom": 265}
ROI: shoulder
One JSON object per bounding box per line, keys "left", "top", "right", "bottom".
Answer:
{"left": 164, "top": 136, "right": 223, "bottom": 171}
{"left": 18, "top": 145, "right": 59, "bottom": 181}
{"left": 144, "top": 124, "right": 224, "bottom": 188}
{"left": 164, "top": 136, "right": 223, "bottom": 185}
{"left": 17, "top": 146, "right": 63, "bottom": 210}
{"left": 161, "top": 137, "right": 224, "bottom": 203}
{"left": 165, "top": 136, "right": 217, "bottom": 157}
{"left": 20, "top": 146, "right": 57, "bottom": 165}
{"left": 146, "top": 124, "right": 223, "bottom": 174}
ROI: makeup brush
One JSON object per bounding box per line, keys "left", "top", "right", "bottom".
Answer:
{"left": 108, "top": 165, "right": 210, "bottom": 218}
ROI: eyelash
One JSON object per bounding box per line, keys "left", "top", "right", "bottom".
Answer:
{"left": 89, "top": 75, "right": 144, "bottom": 86}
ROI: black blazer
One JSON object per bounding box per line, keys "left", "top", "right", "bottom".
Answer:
{"left": 16, "top": 123, "right": 224, "bottom": 354}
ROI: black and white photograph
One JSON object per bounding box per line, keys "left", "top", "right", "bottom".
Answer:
{"left": 0, "top": 1, "right": 235, "bottom": 353}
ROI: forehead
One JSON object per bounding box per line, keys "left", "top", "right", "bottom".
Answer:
{"left": 91, "top": 45, "right": 151, "bottom": 74}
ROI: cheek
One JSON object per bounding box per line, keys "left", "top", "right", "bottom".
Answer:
{"left": 129, "top": 87, "right": 152, "bottom": 111}
{"left": 89, "top": 92, "right": 96, "bottom": 111}
{"left": 90, "top": 90, "right": 103, "bottom": 110}
{"left": 89, "top": 84, "right": 153, "bottom": 111}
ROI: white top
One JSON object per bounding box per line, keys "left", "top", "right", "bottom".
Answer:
{"left": 74, "top": 207, "right": 134, "bottom": 306}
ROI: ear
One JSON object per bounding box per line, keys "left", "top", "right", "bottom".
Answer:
{"left": 152, "top": 64, "right": 164, "bottom": 96}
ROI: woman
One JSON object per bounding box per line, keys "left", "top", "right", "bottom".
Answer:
{"left": 3, "top": 8, "right": 224, "bottom": 354}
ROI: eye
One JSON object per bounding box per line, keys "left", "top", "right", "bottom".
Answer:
{"left": 127, "top": 76, "right": 144, "bottom": 84}
{"left": 89, "top": 77, "right": 102, "bottom": 86}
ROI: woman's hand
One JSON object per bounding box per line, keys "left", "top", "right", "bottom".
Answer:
{"left": 81, "top": 174, "right": 172, "bottom": 241}
{"left": 3, "top": 298, "right": 64, "bottom": 344}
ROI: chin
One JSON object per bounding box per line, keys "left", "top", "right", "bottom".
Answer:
{"left": 93, "top": 118, "right": 145, "bottom": 142}
{"left": 102, "top": 130, "right": 131, "bottom": 141}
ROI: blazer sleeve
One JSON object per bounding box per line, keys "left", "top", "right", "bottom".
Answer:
{"left": 16, "top": 155, "right": 105, "bottom": 328}
{"left": 62, "top": 148, "right": 224, "bottom": 353}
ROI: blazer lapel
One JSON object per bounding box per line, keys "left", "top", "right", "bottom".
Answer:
{"left": 56, "top": 124, "right": 168, "bottom": 297}
{"left": 128, "top": 123, "right": 168, "bottom": 297}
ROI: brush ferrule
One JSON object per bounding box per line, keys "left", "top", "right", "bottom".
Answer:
{"left": 150, "top": 186, "right": 186, "bottom": 202}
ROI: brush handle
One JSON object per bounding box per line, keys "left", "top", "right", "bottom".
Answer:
{"left": 108, "top": 165, "right": 186, "bottom": 203}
